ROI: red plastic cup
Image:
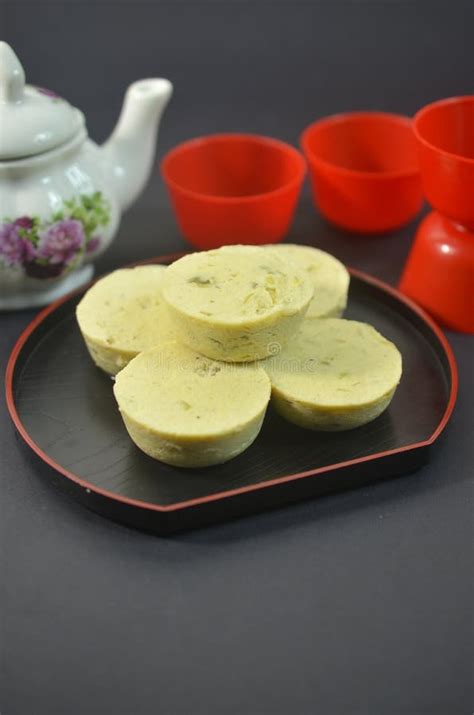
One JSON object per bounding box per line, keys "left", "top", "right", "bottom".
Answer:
{"left": 300, "top": 112, "right": 424, "bottom": 233}
{"left": 399, "top": 96, "right": 474, "bottom": 333}
{"left": 161, "top": 134, "right": 306, "bottom": 249}
{"left": 412, "top": 96, "right": 474, "bottom": 229}
{"left": 399, "top": 211, "right": 474, "bottom": 333}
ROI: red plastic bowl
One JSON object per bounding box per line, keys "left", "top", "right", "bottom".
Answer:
{"left": 399, "top": 96, "right": 474, "bottom": 333}
{"left": 399, "top": 211, "right": 474, "bottom": 333}
{"left": 413, "top": 96, "right": 474, "bottom": 229}
{"left": 161, "top": 134, "right": 306, "bottom": 249}
{"left": 300, "top": 112, "right": 424, "bottom": 234}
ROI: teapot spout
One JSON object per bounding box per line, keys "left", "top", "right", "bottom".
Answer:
{"left": 102, "top": 78, "right": 172, "bottom": 211}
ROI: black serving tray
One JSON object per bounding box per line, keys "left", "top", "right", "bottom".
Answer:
{"left": 6, "top": 255, "right": 457, "bottom": 534}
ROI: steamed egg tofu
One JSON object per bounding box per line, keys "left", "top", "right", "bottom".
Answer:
{"left": 264, "top": 318, "right": 402, "bottom": 431}
{"left": 113, "top": 341, "right": 272, "bottom": 467}
{"left": 76, "top": 265, "right": 178, "bottom": 375}
{"left": 265, "top": 243, "right": 350, "bottom": 318}
{"left": 161, "top": 245, "right": 314, "bottom": 362}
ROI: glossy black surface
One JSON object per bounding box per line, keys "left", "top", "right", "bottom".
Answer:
{"left": 11, "top": 267, "right": 451, "bottom": 528}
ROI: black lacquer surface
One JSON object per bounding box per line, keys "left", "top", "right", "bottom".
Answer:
{"left": 9, "top": 266, "right": 454, "bottom": 532}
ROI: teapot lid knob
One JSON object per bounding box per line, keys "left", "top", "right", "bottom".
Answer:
{"left": 0, "top": 41, "right": 25, "bottom": 103}
{"left": 0, "top": 41, "right": 83, "bottom": 160}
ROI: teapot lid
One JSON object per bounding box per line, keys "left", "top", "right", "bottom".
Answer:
{"left": 0, "top": 42, "right": 83, "bottom": 160}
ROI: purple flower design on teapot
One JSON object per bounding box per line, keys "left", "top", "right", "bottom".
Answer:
{"left": 0, "top": 192, "right": 110, "bottom": 278}
{"left": 36, "top": 219, "right": 85, "bottom": 265}
{"left": 34, "top": 86, "right": 61, "bottom": 100}
{"left": 0, "top": 219, "right": 36, "bottom": 266}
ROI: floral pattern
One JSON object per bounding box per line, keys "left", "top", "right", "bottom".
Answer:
{"left": 0, "top": 192, "right": 110, "bottom": 279}
{"left": 35, "top": 86, "right": 61, "bottom": 100}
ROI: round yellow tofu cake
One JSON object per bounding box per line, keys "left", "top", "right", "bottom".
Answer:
{"left": 265, "top": 243, "right": 350, "bottom": 318}
{"left": 264, "top": 318, "right": 402, "bottom": 431}
{"left": 161, "top": 245, "right": 314, "bottom": 362}
{"left": 76, "top": 265, "right": 179, "bottom": 375}
{"left": 113, "top": 342, "right": 272, "bottom": 467}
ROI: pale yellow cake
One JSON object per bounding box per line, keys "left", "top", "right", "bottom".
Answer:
{"left": 113, "top": 342, "right": 272, "bottom": 467}
{"left": 161, "top": 245, "right": 314, "bottom": 362}
{"left": 76, "top": 265, "right": 178, "bottom": 375}
{"left": 265, "top": 243, "right": 350, "bottom": 318}
{"left": 264, "top": 318, "right": 402, "bottom": 430}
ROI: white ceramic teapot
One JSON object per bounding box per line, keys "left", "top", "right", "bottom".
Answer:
{"left": 0, "top": 41, "right": 173, "bottom": 309}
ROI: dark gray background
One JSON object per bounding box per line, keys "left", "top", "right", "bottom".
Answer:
{"left": 1, "top": 2, "right": 473, "bottom": 714}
